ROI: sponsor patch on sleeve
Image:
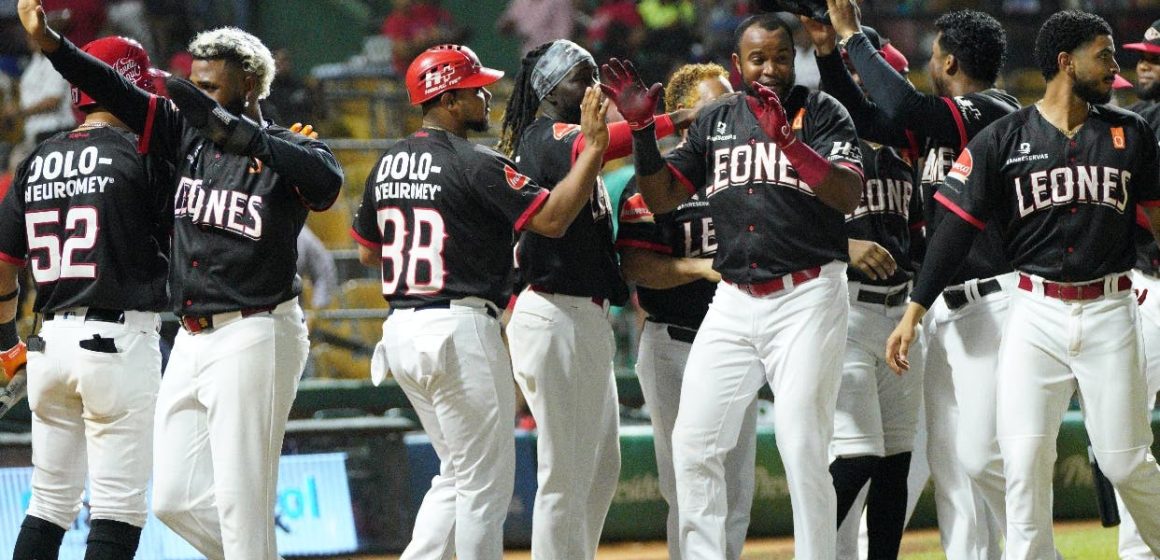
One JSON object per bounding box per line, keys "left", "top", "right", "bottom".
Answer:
{"left": 618, "top": 193, "right": 655, "bottom": 224}
{"left": 552, "top": 123, "right": 581, "bottom": 140}
{"left": 947, "top": 148, "right": 973, "bottom": 183}
{"left": 504, "top": 164, "right": 531, "bottom": 190}
{"left": 1111, "top": 126, "right": 1126, "bottom": 150}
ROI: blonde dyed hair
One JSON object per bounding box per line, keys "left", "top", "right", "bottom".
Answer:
{"left": 664, "top": 63, "right": 729, "bottom": 112}
{"left": 188, "top": 27, "right": 276, "bottom": 100}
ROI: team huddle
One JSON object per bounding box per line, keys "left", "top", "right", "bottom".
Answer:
{"left": 0, "top": 0, "right": 1158, "bottom": 558}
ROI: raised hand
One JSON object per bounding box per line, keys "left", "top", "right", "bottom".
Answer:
{"left": 17, "top": 0, "right": 58, "bottom": 52}
{"left": 599, "top": 58, "right": 661, "bottom": 131}
{"left": 826, "top": 0, "right": 863, "bottom": 39}
{"left": 745, "top": 82, "right": 796, "bottom": 146}
{"left": 579, "top": 86, "right": 610, "bottom": 153}
{"left": 800, "top": 15, "right": 839, "bottom": 56}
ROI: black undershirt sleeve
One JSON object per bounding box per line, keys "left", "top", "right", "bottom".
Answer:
{"left": 910, "top": 213, "right": 981, "bottom": 309}
{"left": 815, "top": 49, "right": 910, "bottom": 148}
{"left": 250, "top": 134, "right": 344, "bottom": 209}
{"left": 846, "top": 34, "right": 966, "bottom": 148}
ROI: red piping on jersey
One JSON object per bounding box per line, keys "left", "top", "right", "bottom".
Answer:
{"left": 941, "top": 97, "right": 968, "bottom": 151}
{"left": 933, "top": 191, "right": 985, "bottom": 230}
{"left": 837, "top": 160, "right": 865, "bottom": 181}
{"left": 1140, "top": 199, "right": 1160, "bottom": 208}
{"left": 514, "top": 189, "right": 550, "bottom": 232}
{"left": 1138, "top": 207, "right": 1154, "bottom": 230}
{"left": 904, "top": 129, "right": 920, "bottom": 157}
{"left": 0, "top": 251, "right": 25, "bottom": 267}
{"left": 668, "top": 163, "right": 697, "bottom": 196}
{"left": 909, "top": 220, "right": 927, "bottom": 231}
{"left": 138, "top": 94, "right": 157, "bottom": 154}
{"left": 349, "top": 227, "right": 379, "bottom": 249}
{"left": 616, "top": 238, "right": 673, "bottom": 254}
{"left": 570, "top": 115, "right": 675, "bottom": 165}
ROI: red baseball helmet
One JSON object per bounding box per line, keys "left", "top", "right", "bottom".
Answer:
{"left": 74, "top": 36, "right": 156, "bottom": 110}
{"left": 404, "top": 44, "right": 503, "bottom": 105}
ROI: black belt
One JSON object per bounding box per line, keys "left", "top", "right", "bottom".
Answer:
{"left": 44, "top": 307, "right": 125, "bottom": 323}
{"left": 856, "top": 286, "right": 910, "bottom": 307}
{"left": 414, "top": 301, "right": 499, "bottom": 319}
{"left": 943, "top": 278, "right": 1003, "bottom": 311}
{"left": 646, "top": 317, "right": 699, "bottom": 343}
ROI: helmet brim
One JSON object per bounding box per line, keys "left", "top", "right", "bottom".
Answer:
{"left": 1124, "top": 42, "right": 1160, "bottom": 55}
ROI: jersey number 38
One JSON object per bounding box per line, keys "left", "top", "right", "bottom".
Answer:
{"left": 378, "top": 207, "right": 446, "bottom": 295}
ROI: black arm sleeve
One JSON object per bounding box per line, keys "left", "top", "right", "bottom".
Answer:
{"left": 251, "top": 133, "right": 344, "bottom": 210}
{"left": 846, "top": 34, "right": 966, "bottom": 148}
{"left": 44, "top": 37, "right": 152, "bottom": 133}
{"left": 815, "top": 49, "right": 911, "bottom": 148}
{"left": 910, "top": 213, "right": 980, "bottom": 308}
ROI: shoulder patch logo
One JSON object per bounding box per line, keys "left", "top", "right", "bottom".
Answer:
{"left": 619, "top": 193, "right": 655, "bottom": 224}
{"left": 504, "top": 164, "right": 531, "bottom": 190}
{"left": 552, "top": 123, "right": 581, "bottom": 140}
{"left": 1111, "top": 126, "right": 1126, "bottom": 150}
{"left": 947, "top": 148, "right": 973, "bottom": 183}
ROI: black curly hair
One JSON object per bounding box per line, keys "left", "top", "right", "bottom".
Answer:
{"left": 733, "top": 13, "right": 794, "bottom": 56}
{"left": 934, "top": 10, "right": 1007, "bottom": 85}
{"left": 1034, "top": 10, "right": 1114, "bottom": 81}
{"left": 498, "top": 42, "right": 554, "bottom": 157}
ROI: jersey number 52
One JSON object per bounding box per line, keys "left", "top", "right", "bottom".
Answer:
{"left": 25, "top": 207, "right": 98, "bottom": 283}
{"left": 378, "top": 207, "right": 446, "bottom": 295}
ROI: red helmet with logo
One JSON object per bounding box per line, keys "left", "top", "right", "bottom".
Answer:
{"left": 404, "top": 44, "right": 504, "bottom": 105}
{"left": 74, "top": 36, "right": 156, "bottom": 110}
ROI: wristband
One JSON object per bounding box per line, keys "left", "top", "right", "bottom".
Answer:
{"left": 780, "top": 140, "right": 832, "bottom": 188}
{"left": 632, "top": 124, "right": 666, "bottom": 176}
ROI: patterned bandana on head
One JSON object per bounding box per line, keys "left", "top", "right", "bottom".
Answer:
{"left": 530, "top": 40, "right": 596, "bottom": 101}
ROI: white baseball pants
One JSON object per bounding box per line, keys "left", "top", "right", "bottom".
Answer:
{"left": 672, "top": 261, "right": 847, "bottom": 560}
{"left": 998, "top": 273, "right": 1160, "bottom": 559}
{"left": 832, "top": 282, "right": 924, "bottom": 459}
{"left": 508, "top": 289, "right": 620, "bottom": 560}
{"left": 384, "top": 300, "right": 515, "bottom": 560}
{"left": 26, "top": 311, "right": 161, "bottom": 529}
{"left": 636, "top": 319, "right": 757, "bottom": 560}
{"left": 922, "top": 274, "right": 1014, "bottom": 560}
{"left": 1117, "top": 270, "right": 1160, "bottom": 560}
{"left": 151, "top": 299, "right": 309, "bottom": 560}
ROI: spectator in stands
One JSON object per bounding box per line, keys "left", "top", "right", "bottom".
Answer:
{"left": 381, "top": 0, "right": 466, "bottom": 75}
{"left": 263, "top": 48, "right": 321, "bottom": 127}
{"left": 585, "top": 0, "right": 643, "bottom": 62}
{"left": 3, "top": 36, "right": 75, "bottom": 144}
{"left": 297, "top": 226, "right": 338, "bottom": 309}
{"left": 497, "top": 0, "right": 575, "bottom": 56}
{"left": 636, "top": 0, "right": 697, "bottom": 84}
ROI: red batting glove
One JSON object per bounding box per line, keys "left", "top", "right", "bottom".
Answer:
{"left": 599, "top": 58, "right": 662, "bottom": 131}
{"left": 745, "top": 82, "right": 797, "bottom": 146}
{"left": 0, "top": 341, "right": 26, "bottom": 380}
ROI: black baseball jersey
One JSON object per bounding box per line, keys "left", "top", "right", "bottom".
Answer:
{"left": 846, "top": 141, "right": 925, "bottom": 285}
{"left": 665, "top": 87, "right": 862, "bottom": 283}
{"left": 0, "top": 126, "right": 172, "bottom": 312}
{"left": 514, "top": 117, "right": 628, "bottom": 305}
{"left": 1127, "top": 100, "right": 1160, "bottom": 275}
{"left": 915, "top": 90, "right": 1019, "bottom": 284}
{"left": 937, "top": 104, "right": 1160, "bottom": 281}
{"left": 616, "top": 178, "right": 715, "bottom": 329}
{"left": 45, "top": 37, "right": 344, "bottom": 315}
{"left": 352, "top": 128, "right": 550, "bottom": 309}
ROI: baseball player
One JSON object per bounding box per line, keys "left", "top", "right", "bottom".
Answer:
{"left": 615, "top": 62, "right": 758, "bottom": 560}
{"left": 821, "top": 2, "right": 1018, "bottom": 557}
{"left": 18, "top": 1, "right": 345, "bottom": 558}
{"left": 800, "top": 23, "right": 927, "bottom": 558}
{"left": 887, "top": 11, "right": 1160, "bottom": 559}
{"left": 0, "top": 35, "right": 170, "bottom": 560}
{"left": 1113, "top": 21, "right": 1160, "bottom": 560}
{"left": 351, "top": 44, "right": 610, "bottom": 560}
{"left": 603, "top": 13, "right": 865, "bottom": 557}
{"left": 497, "top": 39, "right": 690, "bottom": 559}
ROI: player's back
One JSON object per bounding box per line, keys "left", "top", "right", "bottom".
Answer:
{"left": 0, "top": 126, "right": 172, "bottom": 313}
{"left": 356, "top": 129, "right": 538, "bottom": 309}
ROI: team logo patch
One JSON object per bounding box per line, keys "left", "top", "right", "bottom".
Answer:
{"left": 618, "top": 193, "right": 655, "bottom": 224}
{"left": 552, "top": 123, "right": 580, "bottom": 140}
{"left": 1111, "top": 126, "right": 1126, "bottom": 150}
{"left": 947, "top": 148, "right": 973, "bottom": 183}
{"left": 504, "top": 164, "right": 530, "bottom": 190}
{"left": 792, "top": 108, "right": 806, "bottom": 131}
